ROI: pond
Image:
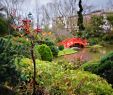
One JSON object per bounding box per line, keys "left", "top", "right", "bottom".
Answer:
{"left": 63, "top": 44, "right": 113, "bottom": 62}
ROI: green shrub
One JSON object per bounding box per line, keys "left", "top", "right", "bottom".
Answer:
{"left": 15, "top": 58, "right": 33, "bottom": 82}
{"left": 0, "top": 38, "right": 21, "bottom": 86}
{"left": 58, "top": 45, "right": 64, "bottom": 51}
{"left": 44, "top": 38, "right": 55, "bottom": 46}
{"left": 84, "top": 63, "right": 99, "bottom": 73}
{"left": 49, "top": 46, "right": 59, "bottom": 57}
{"left": 17, "top": 59, "right": 113, "bottom": 95}
{"left": 34, "top": 45, "right": 41, "bottom": 59}
{"left": 107, "top": 14, "right": 113, "bottom": 26}
{"left": 84, "top": 51, "right": 113, "bottom": 86}
{"left": 38, "top": 39, "right": 59, "bottom": 57}
{"left": 37, "top": 44, "right": 53, "bottom": 61}
{"left": 0, "top": 18, "right": 8, "bottom": 36}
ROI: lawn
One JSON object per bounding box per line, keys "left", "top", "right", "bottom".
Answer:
{"left": 86, "top": 44, "right": 103, "bottom": 48}
{"left": 58, "top": 48, "right": 77, "bottom": 56}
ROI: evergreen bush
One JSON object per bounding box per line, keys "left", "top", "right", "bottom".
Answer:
{"left": 0, "top": 38, "right": 21, "bottom": 86}
{"left": 37, "top": 44, "right": 53, "bottom": 61}
{"left": 49, "top": 46, "right": 59, "bottom": 57}
{"left": 58, "top": 45, "right": 64, "bottom": 51}
{"left": 84, "top": 51, "right": 113, "bottom": 86}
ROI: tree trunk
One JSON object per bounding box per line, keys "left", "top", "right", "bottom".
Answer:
{"left": 31, "top": 41, "right": 36, "bottom": 95}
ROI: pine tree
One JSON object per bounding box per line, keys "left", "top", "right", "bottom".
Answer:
{"left": 77, "top": 0, "right": 85, "bottom": 31}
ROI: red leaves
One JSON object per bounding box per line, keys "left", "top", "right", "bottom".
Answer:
{"left": 12, "top": 18, "right": 42, "bottom": 35}
{"left": 34, "top": 27, "right": 42, "bottom": 33}
{"left": 22, "top": 19, "right": 31, "bottom": 23}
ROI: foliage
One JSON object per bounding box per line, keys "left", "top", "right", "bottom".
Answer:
{"left": 102, "top": 33, "right": 113, "bottom": 43}
{"left": 49, "top": 46, "right": 59, "bottom": 57}
{"left": 58, "top": 48, "right": 77, "bottom": 56}
{"left": 14, "top": 37, "right": 32, "bottom": 58}
{"left": 91, "top": 15, "right": 103, "bottom": 33}
{"left": 0, "top": 38, "right": 21, "bottom": 86}
{"left": 89, "top": 45, "right": 102, "bottom": 53}
{"left": 84, "top": 51, "right": 113, "bottom": 86}
{"left": 44, "top": 38, "right": 55, "bottom": 46}
{"left": 15, "top": 58, "right": 33, "bottom": 82}
{"left": 83, "top": 15, "right": 104, "bottom": 44}
{"left": 88, "top": 38, "right": 100, "bottom": 45}
{"left": 34, "top": 45, "right": 41, "bottom": 59}
{"left": 0, "top": 17, "right": 8, "bottom": 36}
{"left": 37, "top": 44, "right": 53, "bottom": 61}
{"left": 16, "top": 58, "right": 113, "bottom": 95}
{"left": 107, "top": 14, "right": 113, "bottom": 26}
{"left": 58, "top": 45, "right": 64, "bottom": 51}
{"left": 43, "top": 38, "right": 59, "bottom": 57}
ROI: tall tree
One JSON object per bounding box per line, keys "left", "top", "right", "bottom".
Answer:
{"left": 77, "top": 0, "right": 85, "bottom": 31}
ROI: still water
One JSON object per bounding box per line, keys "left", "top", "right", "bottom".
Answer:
{"left": 63, "top": 45, "right": 113, "bottom": 62}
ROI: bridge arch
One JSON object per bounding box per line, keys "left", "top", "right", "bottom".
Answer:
{"left": 58, "top": 38, "right": 88, "bottom": 48}
{"left": 69, "top": 43, "right": 84, "bottom": 48}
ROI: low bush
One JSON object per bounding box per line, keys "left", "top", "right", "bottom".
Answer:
{"left": 84, "top": 51, "right": 113, "bottom": 86}
{"left": 16, "top": 58, "right": 113, "bottom": 95}
{"left": 37, "top": 44, "right": 53, "bottom": 61}
{"left": 44, "top": 38, "right": 55, "bottom": 46}
{"left": 0, "top": 18, "right": 8, "bottom": 36}
{"left": 49, "top": 46, "right": 59, "bottom": 57}
{"left": 38, "top": 39, "right": 59, "bottom": 57}
{"left": 58, "top": 45, "right": 64, "bottom": 51}
{"left": 0, "top": 38, "right": 21, "bottom": 86}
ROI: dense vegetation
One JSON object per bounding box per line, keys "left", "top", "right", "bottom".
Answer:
{"left": 84, "top": 51, "right": 113, "bottom": 86}
{"left": 0, "top": 38, "right": 21, "bottom": 86}
{"left": 0, "top": 1, "right": 113, "bottom": 94}
{"left": 36, "top": 44, "right": 53, "bottom": 61}
{"left": 16, "top": 58, "right": 113, "bottom": 95}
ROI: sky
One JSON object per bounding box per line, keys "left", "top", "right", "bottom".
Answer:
{"left": 83, "top": 0, "right": 110, "bottom": 9}
{"left": 23, "top": 0, "right": 111, "bottom": 13}
{"left": 36, "top": 0, "right": 110, "bottom": 7}
{"left": 21, "top": 0, "right": 112, "bottom": 27}
{"left": 22, "top": 0, "right": 112, "bottom": 17}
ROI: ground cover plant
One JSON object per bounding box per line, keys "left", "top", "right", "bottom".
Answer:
{"left": 15, "top": 58, "right": 113, "bottom": 95}
{"left": 58, "top": 48, "right": 77, "bottom": 56}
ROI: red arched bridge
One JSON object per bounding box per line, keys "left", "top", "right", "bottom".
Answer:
{"left": 58, "top": 38, "right": 88, "bottom": 48}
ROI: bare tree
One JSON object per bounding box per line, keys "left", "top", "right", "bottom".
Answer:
{"left": 0, "top": 3, "right": 7, "bottom": 18}
{"left": 0, "top": 0, "right": 25, "bottom": 18}
{"left": 107, "top": 0, "right": 113, "bottom": 9}
{"left": 82, "top": 0, "right": 94, "bottom": 14}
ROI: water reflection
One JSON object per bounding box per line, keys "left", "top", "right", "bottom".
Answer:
{"left": 64, "top": 45, "right": 113, "bottom": 62}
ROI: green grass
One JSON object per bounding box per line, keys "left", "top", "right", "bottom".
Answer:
{"left": 58, "top": 48, "right": 77, "bottom": 56}
{"left": 86, "top": 44, "right": 103, "bottom": 48}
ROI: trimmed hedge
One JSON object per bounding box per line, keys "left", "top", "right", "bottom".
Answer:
{"left": 37, "top": 44, "right": 53, "bottom": 61}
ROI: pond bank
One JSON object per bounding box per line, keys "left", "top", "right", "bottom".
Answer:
{"left": 57, "top": 44, "right": 113, "bottom": 63}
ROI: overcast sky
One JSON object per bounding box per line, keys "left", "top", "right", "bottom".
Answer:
{"left": 23, "top": 0, "right": 111, "bottom": 16}
{"left": 21, "top": 0, "right": 112, "bottom": 27}
{"left": 23, "top": 0, "right": 111, "bottom": 14}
